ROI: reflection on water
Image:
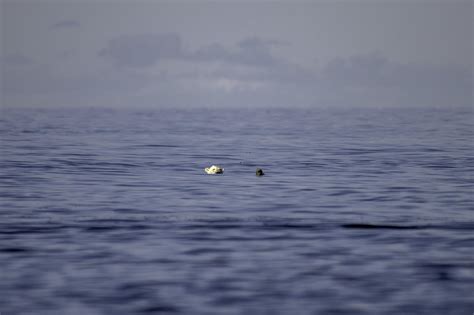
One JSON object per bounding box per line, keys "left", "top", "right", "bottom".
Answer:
{"left": 1, "top": 107, "right": 473, "bottom": 314}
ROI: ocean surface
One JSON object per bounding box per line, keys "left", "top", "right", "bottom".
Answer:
{"left": 0, "top": 106, "right": 473, "bottom": 315}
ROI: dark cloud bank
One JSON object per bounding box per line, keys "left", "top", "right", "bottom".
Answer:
{"left": 3, "top": 33, "right": 472, "bottom": 108}
{"left": 98, "top": 34, "right": 278, "bottom": 68}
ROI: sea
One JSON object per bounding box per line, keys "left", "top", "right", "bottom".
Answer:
{"left": 0, "top": 106, "right": 473, "bottom": 315}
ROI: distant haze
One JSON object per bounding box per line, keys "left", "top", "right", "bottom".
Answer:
{"left": 1, "top": 0, "right": 472, "bottom": 108}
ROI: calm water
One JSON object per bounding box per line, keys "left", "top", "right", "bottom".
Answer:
{"left": 1, "top": 107, "right": 473, "bottom": 315}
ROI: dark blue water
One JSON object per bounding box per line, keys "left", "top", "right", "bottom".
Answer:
{"left": 1, "top": 107, "right": 473, "bottom": 315}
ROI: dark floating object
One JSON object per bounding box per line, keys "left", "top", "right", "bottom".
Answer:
{"left": 341, "top": 223, "right": 426, "bottom": 230}
{"left": 256, "top": 168, "right": 264, "bottom": 176}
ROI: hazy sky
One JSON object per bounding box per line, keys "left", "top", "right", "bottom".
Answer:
{"left": 1, "top": 0, "right": 472, "bottom": 108}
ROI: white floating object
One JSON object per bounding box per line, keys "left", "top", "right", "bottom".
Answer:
{"left": 205, "top": 165, "right": 224, "bottom": 174}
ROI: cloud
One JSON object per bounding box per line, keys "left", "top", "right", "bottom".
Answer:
{"left": 2, "top": 53, "right": 33, "bottom": 66}
{"left": 319, "top": 52, "right": 472, "bottom": 106}
{"left": 99, "top": 33, "right": 280, "bottom": 68}
{"left": 322, "top": 52, "right": 390, "bottom": 87}
{"left": 3, "top": 36, "right": 471, "bottom": 108}
{"left": 2, "top": 59, "right": 152, "bottom": 107}
{"left": 50, "top": 20, "right": 81, "bottom": 29}
{"left": 183, "top": 51, "right": 472, "bottom": 107}
{"left": 98, "top": 33, "right": 183, "bottom": 67}
{"left": 321, "top": 51, "right": 470, "bottom": 90}
{"left": 191, "top": 37, "right": 277, "bottom": 67}
{"left": 238, "top": 37, "right": 286, "bottom": 48}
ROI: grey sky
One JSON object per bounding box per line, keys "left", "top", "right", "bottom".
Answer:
{"left": 1, "top": 0, "right": 472, "bottom": 108}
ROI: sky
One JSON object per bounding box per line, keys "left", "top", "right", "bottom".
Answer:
{"left": 1, "top": 0, "right": 472, "bottom": 108}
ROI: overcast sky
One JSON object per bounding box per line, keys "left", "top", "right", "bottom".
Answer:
{"left": 1, "top": 0, "right": 472, "bottom": 108}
